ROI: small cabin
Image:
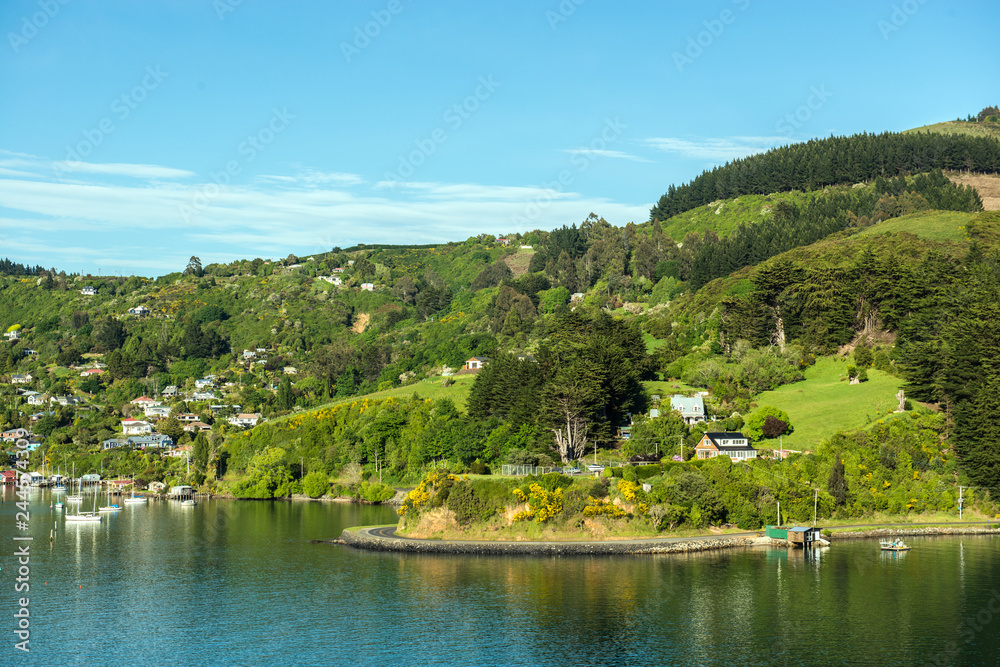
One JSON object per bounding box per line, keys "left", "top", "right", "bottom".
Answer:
{"left": 169, "top": 485, "right": 194, "bottom": 498}
{"left": 81, "top": 473, "right": 102, "bottom": 484}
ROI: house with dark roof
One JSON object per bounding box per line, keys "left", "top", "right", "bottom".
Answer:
{"left": 694, "top": 432, "right": 758, "bottom": 461}
{"left": 670, "top": 394, "right": 706, "bottom": 425}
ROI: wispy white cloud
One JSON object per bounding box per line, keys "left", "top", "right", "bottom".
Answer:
{"left": 643, "top": 136, "right": 789, "bottom": 162}
{"left": 53, "top": 162, "right": 196, "bottom": 179}
{"left": 561, "top": 148, "right": 651, "bottom": 163}
{"left": 0, "top": 156, "right": 650, "bottom": 275}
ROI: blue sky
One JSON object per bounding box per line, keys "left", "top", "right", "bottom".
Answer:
{"left": 1, "top": 0, "right": 997, "bottom": 276}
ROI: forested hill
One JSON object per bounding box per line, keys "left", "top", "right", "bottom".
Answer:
{"left": 649, "top": 130, "right": 1000, "bottom": 221}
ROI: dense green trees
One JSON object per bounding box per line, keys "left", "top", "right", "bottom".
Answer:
{"left": 650, "top": 132, "right": 1000, "bottom": 220}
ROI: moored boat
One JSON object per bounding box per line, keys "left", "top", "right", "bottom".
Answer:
{"left": 880, "top": 539, "right": 911, "bottom": 551}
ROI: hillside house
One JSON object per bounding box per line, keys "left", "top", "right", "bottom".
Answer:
{"left": 11, "top": 374, "right": 33, "bottom": 385}
{"left": 194, "top": 378, "right": 215, "bottom": 389}
{"left": 28, "top": 412, "right": 52, "bottom": 424}
{"left": 122, "top": 419, "right": 153, "bottom": 435}
{"left": 228, "top": 413, "right": 261, "bottom": 428}
{"left": 360, "top": 282, "right": 375, "bottom": 291}
{"left": 81, "top": 286, "right": 97, "bottom": 296}
{"left": 694, "top": 432, "right": 758, "bottom": 461}
{"left": 242, "top": 349, "right": 256, "bottom": 360}
{"left": 162, "top": 385, "right": 178, "bottom": 397}
{"left": 102, "top": 438, "right": 127, "bottom": 450}
{"left": 79, "top": 368, "right": 104, "bottom": 377}
{"left": 670, "top": 395, "right": 707, "bottom": 425}
{"left": 283, "top": 366, "right": 298, "bottom": 375}
{"left": 127, "top": 305, "right": 150, "bottom": 316}
{"left": 127, "top": 434, "right": 173, "bottom": 449}
{"left": 22, "top": 349, "right": 37, "bottom": 357}
{"left": 183, "top": 421, "right": 212, "bottom": 433}
{"left": 176, "top": 413, "right": 199, "bottom": 422}
{"left": 1, "top": 428, "right": 29, "bottom": 442}
{"left": 318, "top": 276, "right": 342, "bottom": 286}
{"left": 27, "top": 393, "right": 46, "bottom": 406}
{"left": 192, "top": 391, "right": 218, "bottom": 401}
{"left": 2, "top": 470, "right": 19, "bottom": 485}
{"left": 144, "top": 405, "right": 171, "bottom": 419}
{"left": 463, "top": 357, "right": 489, "bottom": 371}
{"left": 4, "top": 330, "right": 20, "bottom": 341}
{"left": 166, "top": 445, "right": 192, "bottom": 458}
{"left": 130, "top": 395, "right": 157, "bottom": 406}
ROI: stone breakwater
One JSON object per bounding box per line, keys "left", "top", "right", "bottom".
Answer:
{"left": 830, "top": 525, "right": 999, "bottom": 540}
{"left": 339, "top": 529, "right": 754, "bottom": 556}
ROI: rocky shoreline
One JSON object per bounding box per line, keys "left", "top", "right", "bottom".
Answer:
{"left": 829, "top": 525, "right": 999, "bottom": 540}
{"left": 338, "top": 528, "right": 755, "bottom": 556}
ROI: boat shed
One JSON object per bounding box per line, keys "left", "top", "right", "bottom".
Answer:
{"left": 788, "top": 526, "right": 823, "bottom": 546}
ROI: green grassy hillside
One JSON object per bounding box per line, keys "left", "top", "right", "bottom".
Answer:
{"left": 905, "top": 120, "right": 1000, "bottom": 141}
{"left": 854, "top": 210, "right": 974, "bottom": 243}
{"left": 658, "top": 191, "right": 812, "bottom": 241}
{"left": 751, "top": 356, "right": 904, "bottom": 451}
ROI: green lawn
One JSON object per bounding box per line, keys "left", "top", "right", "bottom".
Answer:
{"left": 855, "top": 210, "right": 974, "bottom": 244}
{"left": 642, "top": 332, "right": 666, "bottom": 354}
{"left": 751, "top": 356, "right": 904, "bottom": 451}
{"left": 643, "top": 380, "right": 702, "bottom": 398}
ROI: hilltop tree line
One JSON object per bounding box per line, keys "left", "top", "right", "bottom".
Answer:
{"left": 649, "top": 131, "right": 1000, "bottom": 221}
{"left": 0, "top": 258, "right": 46, "bottom": 276}
{"left": 688, "top": 170, "right": 982, "bottom": 288}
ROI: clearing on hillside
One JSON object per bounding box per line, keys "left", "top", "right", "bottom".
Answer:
{"left": 855, "top": 210, "right": 974, "bottom": 243}
{"left": 751, "top": 356, "right": 903, "bottom": 451}
{"left": 905, "top": 120, "right": 1000, "bottom": 142}
{"left": 503, "top": 247, "right": 534, "bottom": 278}
{"left": 947, "top": 172, "right": 1000, "bottom": 210}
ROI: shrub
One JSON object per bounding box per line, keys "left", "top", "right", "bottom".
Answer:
{"left": 468, "top": 460, "right": 491, "bottom": 475}
{"left": 302, "top": 471, "right": 330, "bottom": 498}
{"left": 359, "top": 481, "right": 396, "bottom": 503}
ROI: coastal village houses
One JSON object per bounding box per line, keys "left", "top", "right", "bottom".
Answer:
{"left": 694, "top": 432, "right": 758, "bottom": 461}
{"left": 122, "top": 418, "right": 153, "bottom": 435}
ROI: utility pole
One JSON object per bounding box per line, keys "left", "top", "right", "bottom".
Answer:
{"left": 777, "top": 500, "right": 781, "bottom": 527}
{"left": 678, "top": 435, "right": 684, "bottom": 461}
{"left": 813, "top": 489, "right": 818, "bottom": 526}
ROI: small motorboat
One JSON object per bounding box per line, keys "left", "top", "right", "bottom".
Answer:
{"left": 880, "top": 539, "right": 911, "bottom": 552}
{"left": 99, "top": 504, "right": 121, "bottom": 512}
{"left": 180, "top": 499, "right": 197, "bottom": 506}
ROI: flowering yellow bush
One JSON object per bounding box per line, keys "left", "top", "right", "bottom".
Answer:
{"left": 582, "top": 496, "right": 627, "bottom": 518}
{"left": 511, "top": 484, "right": 563, "bottom": 523}
{"left": 397, "top": 470, "right": 461, "bottom": 516}
{"left": 617, "top": 479, "right": 649, "bottom": 515}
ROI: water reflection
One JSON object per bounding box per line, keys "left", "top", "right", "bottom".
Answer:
{"left": 2, "top": 487, "right": 999, "bottom": 666}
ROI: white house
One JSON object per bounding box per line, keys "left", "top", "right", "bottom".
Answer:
{"left": 228, "top": 413, "right": 261, "bottom": 428}
{"left": 81, "top": 286, "right": 97, "bottom": 296}
{"left": 360, "top": 282, "right": 375, "bottom": 291}
{"left": 130, "top": 395, "right": 157, "bottom": 406}
{"left": 670, "top": 395, "right": 707, "bottom": 425}
{"left": 11, "top": 374, "right": 32, "bottom": 385}
{"left": 26, "top": 393, "right": 46, "bottom": 406}
{"left": 79, "top": 368, "right": 104, "bottom": 378}
{"left": 192, "top": 391, "right": 218, "bottom": 401}
{"left": 318, "top": 276, "right": 342, "bottom": 286}
{"left": 176, "top": 413, "right": 200, "bottom": 422}
{"left": 194, "top": 378, "right": 215, "bottom": 390}
{"left": 121, "top": 419, "right": 153, "bottom": 435}
{"left": 127, "top": 305, "right": 150, "bottom": 316}
{"left": 242, "top": 349, "right": 256, "bottom": 360}
{"left": 283, "top": 366, "right": 298, "bottom": 375}
{"left": 162, "top": 385, "right": 178, "bottom": 397}
{"left": 144, "top": 405, "right": 171, "bottom": 419}
{"left": 4, "top": 330, "right": 20, "bottom": 341}
{"left": 464, "top": 357, "right": 489, "bottom": 371}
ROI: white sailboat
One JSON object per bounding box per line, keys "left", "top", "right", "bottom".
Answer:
{"left": 99, "top": 484, "right": 121, "bottom": 512}
{"left": 123, "top": 475, "right": 146, "bottom": 505}
{"left": 66, "top": 465, "right": 102, "bottom": 523}
{"left": 66, "top": 463, "right": 83, "bottom": 502}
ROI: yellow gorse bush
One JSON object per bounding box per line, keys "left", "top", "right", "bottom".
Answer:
{"left": 511, "top": 484, "right": 563, "bottom": 523}
{"left": 582, "top": 496, "right": 627, "bottom": 518}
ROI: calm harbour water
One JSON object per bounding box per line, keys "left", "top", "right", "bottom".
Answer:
{"left": 2, "top": 487, "right": 999, "bottom": 666}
